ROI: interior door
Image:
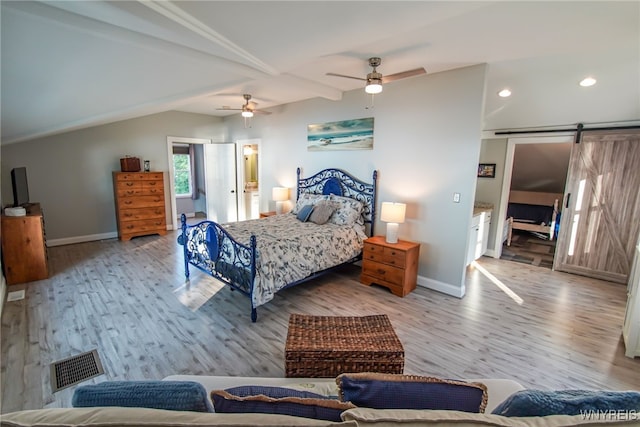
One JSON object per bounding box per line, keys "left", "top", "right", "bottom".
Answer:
{"left": 203, "top": 143, "right": 238, "bottom": 223}
{"left": 554, "top": 130, "right": 640, "bottom": 283}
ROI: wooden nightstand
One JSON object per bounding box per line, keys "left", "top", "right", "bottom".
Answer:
{"left": 361, "top": 236, "right": 420, "bottom": 297}
{"left": 259, "top": 211, "right": 277, "bottom": 218}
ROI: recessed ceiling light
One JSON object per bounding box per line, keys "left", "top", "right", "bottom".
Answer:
{"left": 498, "top": 88, "right": 512, "bottom": 98}
{"left": 580, "top": 77, "right": 597, "bottom": 87}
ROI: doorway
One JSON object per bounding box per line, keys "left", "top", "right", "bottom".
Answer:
{"left": 492, "top": 135, "right": 573, "bottom": 265}
{"left": 499, "top": 140, "right": 571, "bottom": 268}
{"left": 237, "top": 139, "right": 262, "bottom": 221}
{"left": 166, "top": 137, "right": 239, "bottom": 229}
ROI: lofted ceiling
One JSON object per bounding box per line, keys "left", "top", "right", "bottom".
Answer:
{"left": 1, "top": 1, "right": 639, "bottom": 145}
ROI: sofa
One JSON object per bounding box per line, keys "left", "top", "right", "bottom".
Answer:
{"left": 1, "top": 375, "right": 639, "bottom": 427}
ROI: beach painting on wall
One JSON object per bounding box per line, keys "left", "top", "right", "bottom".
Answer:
{"left": 307, "top": 117, "right": 374, "bottom": 151}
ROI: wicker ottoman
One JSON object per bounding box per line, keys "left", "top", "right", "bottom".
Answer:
{"left": 284, "top": 314, "right": 404, "bottom": 378}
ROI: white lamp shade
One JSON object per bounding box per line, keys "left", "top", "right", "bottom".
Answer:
{"left": 272, "top": 187, "right": 289, "bottom": 201}
{"left": 380, "top": 202, "right": 406, "bottom": 224}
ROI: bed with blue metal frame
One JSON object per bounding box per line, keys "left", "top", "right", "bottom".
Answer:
{"left": 177, "top": 168, "right": 378, "bottom": 322}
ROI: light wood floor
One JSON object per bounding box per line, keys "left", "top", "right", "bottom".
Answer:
{"left": 2, "top": 230, "right": 639, "bottom": 413}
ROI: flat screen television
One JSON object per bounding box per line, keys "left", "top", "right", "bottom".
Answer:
{"left": 11, "top": 167, "right": 30, "bottom": 207}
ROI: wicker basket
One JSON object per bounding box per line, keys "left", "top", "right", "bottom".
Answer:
{"left": 284, "top": 314, "right": 404, "bottom": 378}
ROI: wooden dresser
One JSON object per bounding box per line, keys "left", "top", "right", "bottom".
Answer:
{"left": 1, "top": 203, "right": 49, "bottom": 285}
{"left": 112, "top": 172, "right": 167, "bottom": 241}
{"left": 361, "top": 236, "right": 420, "bottom": 297}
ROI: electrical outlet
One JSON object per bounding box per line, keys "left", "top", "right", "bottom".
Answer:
{"left": 453, "top": 192, "right": 461, "bottom": 203}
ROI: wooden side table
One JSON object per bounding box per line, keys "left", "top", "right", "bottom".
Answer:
{"left": 361, "top": 236, "right": 420, "bottom": 297}
{"left": 259, "top": 211, "right": 276, "bottom": 218}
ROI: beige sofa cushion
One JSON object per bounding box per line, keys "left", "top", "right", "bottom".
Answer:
{"left": 0, "top": 407, "right": 355, "bottom": 427}
{"left": 341, "top": 408, "right": 639, "bottom": 426}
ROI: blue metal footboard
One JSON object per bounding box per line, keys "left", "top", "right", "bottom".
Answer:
{"left": 177, "top": 214, "right": 258, "bottom": 322}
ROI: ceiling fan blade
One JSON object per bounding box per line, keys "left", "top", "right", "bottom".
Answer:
{"left": 326, "top": 72, "right": 366, "bottom": 82}
{"left": 217, "top": 106, "right": 242, "bottom": 111}
{"left": 381, "top": 67, "right": 426, "bottom": 83}
{"left": 254, "top": 110, "right": 272, "bottom": 115}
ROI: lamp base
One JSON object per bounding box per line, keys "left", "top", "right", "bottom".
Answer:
{"left": 385, "top": 222, "right": 399, "bottom": 244}
{"left": 275, "top": 201, "right": 285, "bottom": 215}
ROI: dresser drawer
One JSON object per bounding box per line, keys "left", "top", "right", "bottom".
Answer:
{"left": 362, "top": 260, "right": 405, "bottom": 286}
{"left": 117, "top": 187, "right": 143, "bottom": 198}
{"left": 119, "top": 207, "right": 165, "bottom": 221}
{"left": 116, "top": 172, "right": 163, "bottom": 181}
{"left": 120, "top": 218, "right": 166, "bottom": 233}
{"left": 117, "top": 180, "right": 142, "bottom": 191}
{"left": 118, "top": 195, "right": 165, "bottom": 208}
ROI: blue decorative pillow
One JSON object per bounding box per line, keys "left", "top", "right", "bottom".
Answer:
{"left": 337, "top": 373, "right": 487, "bottom": 413}
{"left": 492, "top": 389, "right": 640, "bottom": 417}
{"left": 211, "top": 385, "right": 354, "bottom": 422}
{"left": 72, "top": 381, "right": 212, "bottom": 412}
{"left": 296, "top": 204, "right": 315, "bottom": 222}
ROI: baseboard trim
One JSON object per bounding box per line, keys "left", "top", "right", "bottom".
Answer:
{"left": 417, "top": 275, "right": 465, "bottom": 298}
{"left": 485, "top": 249, "right": 499, "bottom": 258}
{"left": 47, "top": 232, "right": 118, "bottom": 247}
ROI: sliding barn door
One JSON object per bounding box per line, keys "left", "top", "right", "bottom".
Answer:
{"left": 554, "top": 130, "right": 640, "bottom": 283}
{"left": 203, "top": 143, "right": 238, "bottom": 223}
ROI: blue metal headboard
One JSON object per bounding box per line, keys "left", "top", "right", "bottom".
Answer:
{"left": 296, "top": 167, "right": 378, "bottom": 236}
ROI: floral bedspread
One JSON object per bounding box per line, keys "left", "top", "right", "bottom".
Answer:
{"left": 221, "top": 213, "right": 366, "bottom": 307}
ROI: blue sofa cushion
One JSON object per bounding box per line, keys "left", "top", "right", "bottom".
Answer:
{"left": 72, "top": 381, "right": 212, "bottom": 412}
{"left": 492, "top": 389, "right": 640, "bottom": 417}
{"left": 211, "top": 385, "right": 355, "bottom": 421}
{"left": 337, "top": 373, "right": 488, "bottom": 413}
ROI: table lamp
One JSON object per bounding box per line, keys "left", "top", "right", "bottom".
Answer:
{"left": 380, "top": 202, "right": 406, "bottom": 244}
{"left": 272, "top": 187, "right": 289, "bottom": 214}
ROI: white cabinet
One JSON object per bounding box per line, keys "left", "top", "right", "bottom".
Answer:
{"left": 467, "top": 209, "right": 492, "bottom": 266}
{"left": 623, "top": 240, "right": 640, "bottom": 358}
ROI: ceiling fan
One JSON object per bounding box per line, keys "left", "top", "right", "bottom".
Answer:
{"left": 327, "top": 57, "right": 426, "bottom": 94}
{"left": 217, "top": 94, "right": 271, "bottom": 118}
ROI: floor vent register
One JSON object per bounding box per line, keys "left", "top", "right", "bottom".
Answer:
{"left": 50, "top": 349, "right": 105, "bottom": 392}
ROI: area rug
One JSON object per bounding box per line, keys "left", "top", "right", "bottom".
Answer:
{"left": 501, "top": 230, "right": 556, "bottom": 269}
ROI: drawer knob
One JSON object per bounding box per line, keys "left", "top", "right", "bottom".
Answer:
{"left": 377, "top": 269, "right": 386, "bottom": 275}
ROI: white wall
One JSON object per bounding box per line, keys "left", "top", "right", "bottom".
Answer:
{"left": 1, "top": 111, "right": 225, "bottom": 241}
{"left": 225, "top": 65, "right": 488, "bottom": 296}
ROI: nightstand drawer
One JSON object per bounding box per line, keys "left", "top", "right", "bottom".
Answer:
{"left": 382, "top": 247, "right": 406, "bottom": 268}
{"left": 362, "top": 260, "right": 405, "bottom": 285}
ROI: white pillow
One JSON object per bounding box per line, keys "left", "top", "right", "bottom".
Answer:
{"left": 292, "top": 193, "right": 330, "bottom": 214}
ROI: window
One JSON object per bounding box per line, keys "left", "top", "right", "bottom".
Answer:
{"left": 173, "top": 152, "right": 192, "bottom": 197}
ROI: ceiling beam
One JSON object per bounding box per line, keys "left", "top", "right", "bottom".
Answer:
{"left": 139, "top": 0, "right": 279, "bottom": 77}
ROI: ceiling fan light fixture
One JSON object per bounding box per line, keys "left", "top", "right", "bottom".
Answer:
{"left": 241, "top": 110, "right": 254, "bottom": 118}
{"left": 498, "top": 88, "right": 512, "bottom": 98}
{"left": 365, "top": 79, "right": 383, "bottom": 94}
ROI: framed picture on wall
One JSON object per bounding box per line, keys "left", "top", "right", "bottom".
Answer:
{"left": 307, "top": 117, "right": 374, "bottom": 151}
{"left": 478, "top": 163, "right": 496, "bottom": 178}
